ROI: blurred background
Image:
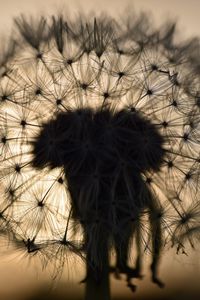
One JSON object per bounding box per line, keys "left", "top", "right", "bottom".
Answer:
{"left": 0, "top": 0, "right": 199, "bottom": 299}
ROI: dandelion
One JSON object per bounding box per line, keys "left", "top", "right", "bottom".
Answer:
{"left": 0, "top": 11, "right": 199, "bottom": 300}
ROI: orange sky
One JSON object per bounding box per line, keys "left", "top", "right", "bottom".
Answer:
{"left": 0, "top": 0, "right": 200, "bottom": 37}
{"left": 0, "top": 1, "right": 199, "bottom": 299}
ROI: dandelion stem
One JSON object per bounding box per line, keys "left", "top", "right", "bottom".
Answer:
{"left": 85, "top": 250, "right": 111, "bottom": 300}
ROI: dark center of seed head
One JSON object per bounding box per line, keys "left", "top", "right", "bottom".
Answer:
{"left": 185, "top": 172, "right": 191, "bottom": 180}
{"left": 103, "top": 92, "right": 109, "bottom": 99}
{"left": 147, "top": 89, "right": 153, "bottom": 96}
{"left": 56, "top": 99, "right": 62, "bottom": 105}
{"left": 38, "top": 201, "right": 44, "bottom": 207}
{"left": 183, "top": 133, "right": 189, "bottom": 141}
{"left": 66, "top": 59, "right": 73, "bottom": 65}
{"left": 1, "top": 136, "right": 6, "bottom": 144}
{"left": 9, "top": 189, "right": 14, "bottom": 197}
{"left": 118, "top": 71, "right": 125, "bottom": 78}
{"left": 1, "top": 95, "right": 8, "bottom": 101}
{"left": 20, "top": 120, "right": 27, "bottom": 127}
{"left": 81, "top": 83, "right": 88, "bottom": 90}
{"left": 15, "top": 164, "right": 21, "bottom": 173}
{"left": 167, "top": 161, "right": 173, "bottom": 168}
{"left": 36, "top": 53, "right": 42, "bottom": 59}
{"left": 35, "top": 89, "right": 41, "bottom": 95}
{"left": 172, "top": 100, "right": 177, "bottom": 107}
{"left": 146, "top": 177, "right": 152, "bottom": 184}
{"left": 151, "top": 64, "right": 158, "bottom": 71}
{"left": 162, "top": 121, "right": 168, "bottom": 128}
{"left": 58, "top": 177, "right": 64, "bottom": 184}
{"left": 32, "top": 108, "right": 165, "bottom": 174}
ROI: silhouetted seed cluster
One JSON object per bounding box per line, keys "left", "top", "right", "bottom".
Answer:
{"left": 0, "top": 12, "right": 199, "bottom": 291}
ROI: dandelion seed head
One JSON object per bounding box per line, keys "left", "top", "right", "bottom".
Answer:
{"left": 0, "top": 10, "right": 199, "bottom": 290}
